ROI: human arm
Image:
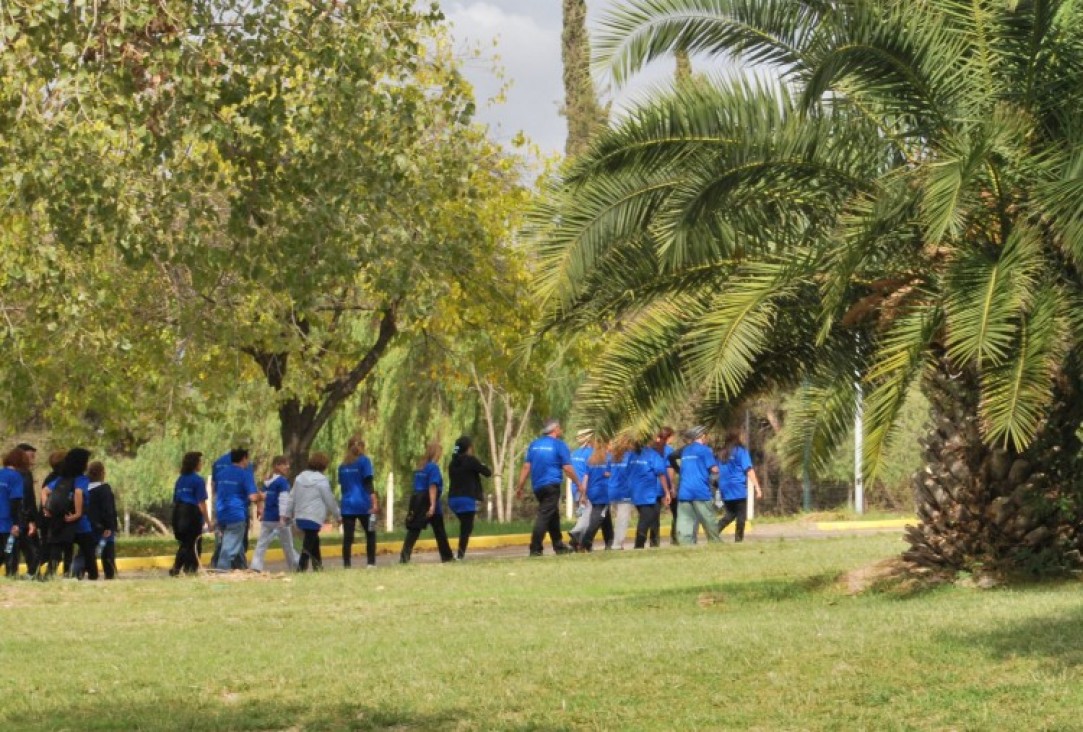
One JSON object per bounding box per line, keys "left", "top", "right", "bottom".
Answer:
{"left": 103, "top": 484, "right": 119, "bottom": 537}
{"left": 363, "top": 474, "right": 379, "bottom": 514}
{"left": 278, "top": 490, "right": 291, "bottom": 526}
{"left": 9, "top": 498, "right": 21, "bottom": 536}
{"left": 197, "top": 500, "right": 211, "bottom": 530}
{"left": 426, "top": 484, "right": 438, "bottom": 518}
{"left": 471, "top": 456, "right": 493, "bottom": 478}
{"left": 578, "top": 475, "right": 589, "bottom": 506}
{"left": 747, "top": 468, "right": 763, "bottom": 500}
{"left": 561, "top": 464, "right": 584, "bottom": 498}
{"left": 514, "top": 463, "right": 531, "bottom": 500}
{"left": 66, "top": 488, "right": 84, "bottom": 523}
{"left": 320, "top": 476, "right": 341, "bottom": 525}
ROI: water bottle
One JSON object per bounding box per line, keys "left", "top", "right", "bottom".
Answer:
{"left": 4, "top": 533, "right": 14, "bottom": 555}
{"left": 367, "top": 514, "right": 377, "bottom": 532}
{"left": 96, "top": 537, "right": 107, "bottom": 558}
{"left": 575, "top": 505, "right": 585, "bottom": 518}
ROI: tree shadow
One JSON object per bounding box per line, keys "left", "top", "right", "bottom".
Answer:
{"left": 2, "top": 698, "right": 574, "bottom": 732}
{"left": 948, "top": 604, "right": 1083, "bottom": 670}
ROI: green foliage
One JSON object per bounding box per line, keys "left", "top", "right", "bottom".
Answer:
{"left": 532, "top": 0, "right": 1083, "bottom": 478}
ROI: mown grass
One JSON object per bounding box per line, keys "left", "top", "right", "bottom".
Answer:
{"left": 2, "top": 534, "right": 1082, "bottom": 731}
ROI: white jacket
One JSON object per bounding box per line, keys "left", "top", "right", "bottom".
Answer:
{"left": 284, "top": 470, "right": 341, "bottom": 526}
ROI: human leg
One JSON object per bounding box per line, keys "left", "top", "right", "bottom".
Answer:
{"left": 601, "top": 509, "right": 614, "bottom": 549}
{"left": 400, "top": 528, "right": 422, "bottom": 563}
{"left": 455, "top": 511, "right": 475, "bottom": 559}
{"left": 277, "top": 524, "right": 299, "bottom": 570}
{"left": 359, "top": 516, "right": 376, "bottom": 567}
{"left": 718, "top": 499, "right": 748, "bottom": 541}
{"left": 529, "top": 485, "right": 560, "bottom": 555}
{"left": 692, "top": 501, "right": 721, "bottom": 542}
{"left": 649, "top": 499, "right": 662, "bottom": 547}
{"left": 251, "top": 521, "right": 279, "bottom": 572}
{"left": 568, "top": 500, "right": 591, "bottom": 547}
{"left": 611, "top": 502, "right": 633, "bottom": 549}
{"left": 341, "top": 515, "right": 358, "bottom": 568}
{"left": 580, "top": 503, "right": 608, "bottom": 551}
{"left": 216, "top": 522, "right": 246, "bottom": 570}
{"left": 634, "top": 504, "right": 655, "bottom": 549}
{"left": 430, "top": 513, "right": 455, "bottom": 562}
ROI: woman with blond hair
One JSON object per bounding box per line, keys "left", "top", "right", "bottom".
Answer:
{"left": 400, "top": 441, "right": 454, "bottom": 564}
{"left": 338, "top": 436, "right": 378, "bottom": 568}
{"left": 607, "top": 436, "right": 635, "bottom": 550}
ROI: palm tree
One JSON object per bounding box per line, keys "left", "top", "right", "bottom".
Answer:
{"left": 531, "top": 0, "right": 1083, "bottom": 575}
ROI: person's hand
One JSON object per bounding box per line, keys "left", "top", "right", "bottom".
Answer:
{"left": 515, "top": 487, "right": 524, "bottom": 501}
{"left": 65, "top": 510, "right": 78, "bottom": 523}
{"left": 27, "top": 522, "right": 36, "bottom": 537}
{"left": 278, "top": 518, "right": 286, "bottom": 528}
{"left": 755, "top": 487, "right": 763, "bottom": 500}
{"left": 426, "top": 506, "right": 435, "bottom": 518}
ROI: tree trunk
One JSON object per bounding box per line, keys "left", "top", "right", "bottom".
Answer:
{"left": 251, "top": 308, "right": 398, "bottom": 478}
{"left": 562, "top": 0, "right": 606, "bottom": 157}
{"left": 904, "top": 360, "right": 1083, "bottom": 576}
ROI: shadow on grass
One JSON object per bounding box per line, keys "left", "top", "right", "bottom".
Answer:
{"left": 3, "top": 698, "right": 574, "bottom": 732}
{"left": 620, "top": 572, "right": 840, "bottom": 609}
{"left": 953, "top": 605, "right": 1083, "bottom": 670}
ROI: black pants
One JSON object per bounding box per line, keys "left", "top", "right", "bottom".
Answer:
{"left": 99, "top": 540, "right": 117, "bottom": 580}
{"left": 718, "top": 499, "right": 748, "bottom": 541}
{"left": 454, "top": 511, "right": 475, "bottom": 558}
{"left": 6, "top": 527, "right": 40, "bottom": 576}
{"left": 74, "top": 532, "right": 99, "bottom": 580}
{"left": 172, "top": 530, "right": 202, "bottom": 575}
{"left": 530, "top": 484, "right": 568, "bottom": 555}
{"left": 0, "top": 532, "right": 9, "bottom": 576}
{"left": 670, "top": 500, "right": 681, "bottom": 545}
{"left": 342, "top": 514, "right": 376, "bottom": 567}
{"left": 579, "top": 503, "right": 611, "bottom": 551}
{"left": 45, "top": 542, "right": 74, "bottom": 578}
{"left": 400, "top": 513, "right": 454, "bottom": 563}
{"left": 634, "top": 503, "right": 661, "bottom": 549}
{"left": 649, "top": 499, "right": 663, "bottom": 547}
{"left": 298, "top": 529, "right": 323, "bottom": 572}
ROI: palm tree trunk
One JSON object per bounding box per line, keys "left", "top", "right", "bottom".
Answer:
{"left": 904, "top": 360, "right": 1083, "bottom": 575}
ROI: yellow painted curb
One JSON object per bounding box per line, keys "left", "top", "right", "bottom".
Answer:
{"left": 27, "top": 518, "right": 751, "bottom": 573}
{"left": 814, "top": 519, "right": 912, "bottom": 531}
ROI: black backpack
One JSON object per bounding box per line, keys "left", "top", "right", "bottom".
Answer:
{"left": 45, "top": 477, "right": 76, "bottom": 518}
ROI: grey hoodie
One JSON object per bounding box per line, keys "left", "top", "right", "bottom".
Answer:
{"left": 284, "top": 470, "right": 341, "bottom": 526}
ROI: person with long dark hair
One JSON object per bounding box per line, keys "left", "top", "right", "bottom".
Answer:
{"left": 400, "top": 441, "right": 454, "bottom": 564}
{"left": 0, "top": 448, "right": 27, "bottom": 577}
{"left": 628, "top": 439, "right": 670, "bottom": 549}
{"left": 170, "top": 452, "right": 211, "bottom": 576}
{"left": 10, "top": 443, "right": 39, "bottom": 577}
{"left": 285, "top": 452, "right": 340, "bottom": 572}
{"left": 86, "top": 461, "right": 119, "bottom": 580}
{"left": 338, "top": 436, "right": 378, "bottom": 569}
{"left": 716, "top": 431, "right": 762, "bottom": 543}
{"left": 652, "top": 427, "right": 677, "bottom": 546}
{"left": 41, "top": 448, "right": 92, "bottom": 578}
{"left": 447, "top": 435, "right": 492, "bottom": 560}
{"left": 607, "top": 437, "right": 634, "bottom": 550}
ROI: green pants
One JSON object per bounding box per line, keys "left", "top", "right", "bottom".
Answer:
{"left": 676, "top": 501, "right": 720, "bottom": 544}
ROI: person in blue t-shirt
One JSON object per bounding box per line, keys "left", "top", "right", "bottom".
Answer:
{"left": 628, "top": 440, "right": 671, "bottom": 549}
{"left": 669, "top": 426, "right": 722, "bottom": 544}
{"left": 567, "top": 429, "right": 595, "bottom": 551}
{"left": 515, "top": 419, "right": 584, "bottom": 556}
{"left": 650, "top": 427, "right": 676, "bottom": 547}
{"left": 400, "top": 441, "right": 454, "bottom": 563}
{"left": 571, "top": 436, "right": 615, "bottom": 552}
{"left": 170, "top": 451, "right": 211, "bottom": 576}
{"left": 41, "top": 448, "right": 92, "bottom": 578}
{"left": 716, "top": 431, "right": 762, "bottom": 542}
{"left": 338, "top": 436, "right": 379, "bottom": 569}
{"left": 214, "top": 448, "right": 259, "bottom": 570}
{"left": 250, "top": 456, "right": 299, "bottom": 572}
{"left": 0, "top": 447, "right": 27, "bottom": 577}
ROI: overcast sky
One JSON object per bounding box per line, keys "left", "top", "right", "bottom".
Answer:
{"left": 444, "top": 1, "right": 688, "bottom": 155}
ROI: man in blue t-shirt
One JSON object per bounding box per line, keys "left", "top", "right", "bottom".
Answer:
{"left": 250, "top": 456, "right": 298, "bottom": 572}
{"left": 214, "top": 448, "right": 259, "bottom": 570}
{"left": 566, "top": 429, "right": 594, "bottom": 550}
{"left": 669, "top": 426, "right": 723, "bottom": 545}
{"left": 515, "top": 419, "right": 584, "bottom": 556}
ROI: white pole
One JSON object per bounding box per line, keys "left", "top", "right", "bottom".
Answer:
{"left": 385, "top": 472, "right": 394, "bottom": 531}
{"left": 854, "top": 383, "right": 864, "bottom": 515}
{"left": 565, "top": 477, "right": 573, "bottom": 519}
{"left": 486, "top": 494, "right": 493, "bottom": 522}
{"left": 747, "top": 474, "right": 755, "bottom": 521}
{"left": 746, "top": 410, "right": 755, "bottom": 521}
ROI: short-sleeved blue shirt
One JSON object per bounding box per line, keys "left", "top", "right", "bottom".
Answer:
{"left": 585, "top": 457, "right": 610, "bottom": 505}
{"left": 570, "top": 446, "right": 592, "bottom": 500}
{"left": 338, "top": 455, "right": 375, "bottom": 515}
{"left": 262, "top": 475, "right": 290, "bottom": 523}
{"left": 173, "top": 473, "right": 208, "bottom": 506}
{"left": 524, "top": 435, "right": 572, "bottom": 491}
{"left": 718, "top": 445, "right": 753, "bottom": 501}
{"left": 0, "top": 466, "right": 24, "bottom": 533}
{"left": 215, "top": 464, "right": 258, "bottom": 525}
{"left": 628, "top": 449, "right": 666, "bottom": 506}
{"left": 607, "top": 453, "right": 632, "bottom": 503}
{"left": 413, "top": 462, "right": 444, "bottom": 515}
{"left": 675, "top": 442, "right": 717, "bottom": 502}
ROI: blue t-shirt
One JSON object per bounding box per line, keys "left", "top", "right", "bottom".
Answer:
{"left": 570, "top": 446, "right": 592, "bottom": 500}
{"left": 338, "top": 456, "right": 375, "bottom": 515}
{"left": 675, "top": 442, "right": 717, "bottom": 502}
{"left": 215, "top": 464, "right": 258, "bottom": 525}
{"left": 719, "top": 445, "right": 753, "bottom": 501}
{"left": 47, "top": 476, "right": 92, "bottom": 534}
{"left": 0, "top": 466, "right": 25, "bottom": 533}
{"left": 296, "top": 519, "right": 322, "bottom": 532}
{"left": 607, "top": 453, "right": 632, "bottom": 503}
{"left": 413, "top": 462, "right": 444, "bottom": 515}
{"left": 656, "top": 444, "right": 674, "bottom": 498}
{"left": 524, "top": 435, "right": 572, "bottom": 491}
{"left": 262, "top": 475, "right": 289, "bottom": 523}
{"left": 585, "top": 457, "right": 610, "bottom": 505}
{"left": 628, "top": 449, "right": 666, "bottom": 506}
{"left": 173, "top": 473, "right": 208, "bottom": 505}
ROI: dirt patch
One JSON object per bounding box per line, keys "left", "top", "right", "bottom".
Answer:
{"left": 839, "top": 557, "right": 952, "bottom": 595}
{"left": 199, "top": 570, "right": 293, "bottom": 583}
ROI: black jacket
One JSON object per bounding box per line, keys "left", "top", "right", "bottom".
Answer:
{"left": 87, "top": 482, "right": 119, "bottom": 534}
{"left": 18, "top": 468, "right": 37, "bottom": 525}
{"left": 447, "top": 455, "right": 492, "bottom": 502}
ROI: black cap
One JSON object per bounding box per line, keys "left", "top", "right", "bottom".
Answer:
{"left": 16, "top": 443, "right": 36, "bottom": 452}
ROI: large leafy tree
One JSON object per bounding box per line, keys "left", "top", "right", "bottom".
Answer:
{"left": 532, "top": 0, "right": 1083, "bottom": 574}
{"left": 1, "top": 1, "right": 525, "bottom": 469}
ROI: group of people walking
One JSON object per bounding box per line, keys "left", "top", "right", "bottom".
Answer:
{"left": 1, "top": 420, "right": 759, "bottom": 578}
{"left": 0, "top": 444, "right": 119, "bottom": 580}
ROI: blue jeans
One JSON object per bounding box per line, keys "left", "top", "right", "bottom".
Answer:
{"left": 216, "top": 522, "right": 247, "bottom": 570}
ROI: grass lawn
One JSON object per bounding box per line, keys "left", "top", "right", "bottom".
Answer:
{"left": 2, "top": 534, "right": 1082, "bottom": 731}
